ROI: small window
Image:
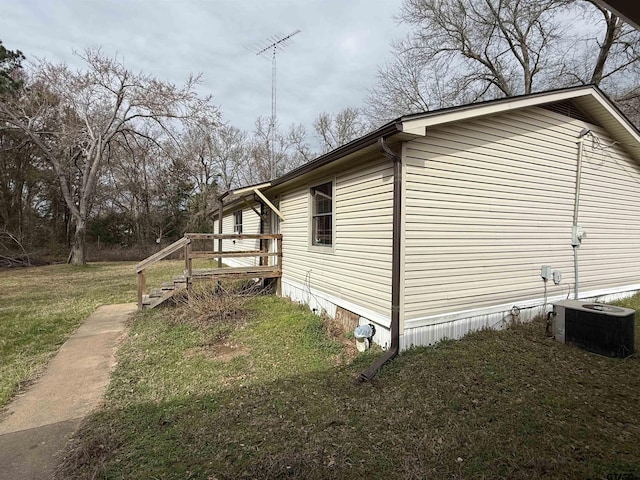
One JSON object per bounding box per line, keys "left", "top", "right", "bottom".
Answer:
{"left": 233, "top": 210, "right": 243, "bottom": 234}
{"left": 311, "top": 181, "right": 333, "bottom": 246}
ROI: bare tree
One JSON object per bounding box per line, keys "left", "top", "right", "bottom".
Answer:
{"left": 241, "top": 117, "right": 311, "bottom": 185}
{"left": 98, "top": 133, "right": 165, "bottom": 245}
{"left": 367, "top": 0, "right": 640, "bottom": 123}
{"left": 554, "top": 2, "right": 640, "bottom": 93}
{"left": 0, "top": 48, "right": 219, "bottom": 264}
{"left": 313, "top": 107, "right": 370, "bottom": 153}
{"left": 207, "top": 124, "right": 248, "bottom": 191}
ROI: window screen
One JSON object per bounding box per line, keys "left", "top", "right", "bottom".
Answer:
{"left": 233, "top": 210, "right": 243, "bottom": 234}
{"left": 311, "top": 181, "right": 333, "bottom": 246}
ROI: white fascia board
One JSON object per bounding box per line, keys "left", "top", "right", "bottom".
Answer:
{"left": 231, "top": 182, "right": 271, "bottom": 196}
{"left": 400, "top": 87, "right": 597, "bottom": 133}
{"left": 583, "top": 93, "right": 640, "bottom": 145}
{"left": 400, "top": 86, "right": 640, "bottom": 162}
{"left": 401, "top": 125, "right": 428, "bottom": 137}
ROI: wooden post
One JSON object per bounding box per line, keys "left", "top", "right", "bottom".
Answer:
{"left": 217, "top": 199, "right": 223, "bottom": 292}
{"left": 276, "top": 236, "right": 283, "bottom": 296}
{"left": 137, "top": 270, "right": 146, "bottom": 310}
{"left": 186, "top": 242, "right": 193, "bottom": 291}
{"left": 218, "top": 200, "right": 223, "bottom": 269}
{"left": 277, "top": 236, "right": 283, "bottom": 269}
{"left": 261, "top": 239, "right": 269, "bottom": 266}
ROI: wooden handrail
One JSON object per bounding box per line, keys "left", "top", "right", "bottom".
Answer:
{"left": 185, "top": 233, "right": 281, "bottom": 240}
{"left": 136, "top": 236, "right": 190, "bottom": 273}
{"left": 190, "top": 250, "right": 280, "bottom": 259}
{"left": 137, "top": 233, "right": 283, "bottom": 310}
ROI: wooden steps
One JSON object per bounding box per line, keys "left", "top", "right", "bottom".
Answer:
{"left": 141, "top": 274, "right": 188, "bottom": 309}
{"left": 140, "top": 268, "right": 281, "bottom": 310}
{"left": 136, "top": 233, "right": 282, "bottom": 311}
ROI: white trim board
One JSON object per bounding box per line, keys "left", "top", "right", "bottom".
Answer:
{"left": 404, "top": 283, "right": 640, "bottom": 330}
{"left": 282, "top": 278, "right": 640, "bottom": 333}
{"left": 280, "top": 277, "right": 391, "bottom": 328}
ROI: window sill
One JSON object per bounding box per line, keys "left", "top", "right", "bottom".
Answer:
{"left": 308, "top": 244, "right": 335, "bottom": 254}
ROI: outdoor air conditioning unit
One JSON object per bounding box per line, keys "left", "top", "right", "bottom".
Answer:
{"left": 552, "top": 300, "right": 635, "bottom": 358}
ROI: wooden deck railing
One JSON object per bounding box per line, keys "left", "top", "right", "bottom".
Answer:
{"left": 135, "top": 233, "right": 283, "bottom": 310}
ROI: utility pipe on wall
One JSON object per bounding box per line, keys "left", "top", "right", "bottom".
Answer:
{"left": 573, "top": 128, "right": 591, "bottom": 300}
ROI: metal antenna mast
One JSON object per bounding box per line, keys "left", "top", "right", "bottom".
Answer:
{"left": 254, "top": 29, "right": 301, "bottom": 132}
{"left": 250, "top": 30, "right": 301, "bottom": 178}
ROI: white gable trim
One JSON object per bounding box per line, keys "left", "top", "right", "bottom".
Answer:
{"left": 400, "top": 86, "right": 640, "bottom": 162}
{"left": 401, "top": 88, "right": 595, "bottom": 131}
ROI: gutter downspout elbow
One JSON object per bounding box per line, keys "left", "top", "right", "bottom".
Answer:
{"left": 357, "top": 136, "right": 402, "bottom": 382}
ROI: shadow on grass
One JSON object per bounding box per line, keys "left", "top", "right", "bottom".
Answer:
{"left": 56, "top": 315, "right": 640, "bottom": 480}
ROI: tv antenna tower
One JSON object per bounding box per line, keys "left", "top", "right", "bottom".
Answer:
{"left": 249, "top": 29, "right": 301, "bottom": 177}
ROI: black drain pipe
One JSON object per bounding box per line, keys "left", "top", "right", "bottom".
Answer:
{"left": 357, "top": 137, "right": 402, "bottom": 382}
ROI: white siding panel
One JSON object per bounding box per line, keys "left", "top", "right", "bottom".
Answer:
{"left": 577, "top": 133, "right": 640, "bottom": 293}
{"left": 212, "top": 205, "right": 262, "bottom": 268}
{"left": 279, "top": 157, "right": 393, "bottom": 319}
{"left": 403, "top": 106, "right": 624, "bottom": 321}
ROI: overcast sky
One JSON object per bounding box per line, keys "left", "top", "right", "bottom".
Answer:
{"left": 1, "top": 0, "right": 407, "bottom": 136}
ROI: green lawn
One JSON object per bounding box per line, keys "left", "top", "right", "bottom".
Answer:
{"left": 57, "top": 289, "right": 640, "bottom": 480}
{"left": 0, "top": 260, "right": 183, "bottom": 407}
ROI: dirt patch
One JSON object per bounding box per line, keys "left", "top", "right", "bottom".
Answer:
{"left": 185, "top": 342, "right": 251, "bottom": 362}
{"left": 335, "top": 306, "right": 359, "bottom": 331}
{"left": 322, "top": 315, "right": 358, "bottom": 363}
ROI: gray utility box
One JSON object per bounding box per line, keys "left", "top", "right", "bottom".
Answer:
{"left": 552, "top": 300, "right": 635, "bottom": 358}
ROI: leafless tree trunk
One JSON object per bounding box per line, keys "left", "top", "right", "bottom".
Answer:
{"left": 367, "top": 0, "right": 640, "bottom": 123}
{"left": 0, "top": 48, "right": 219, "bottom": 264}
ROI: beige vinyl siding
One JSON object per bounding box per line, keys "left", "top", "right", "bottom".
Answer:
{"left": 279, "top": 157, "right": 393, "bottom": 318}
{"left": 213, "top": 205, "right": 261, "bottom": 267}
{"left": 404, "top": 106, "right": 602, "bottom": 320}
{"left": 576, "top": 129, "right": 640, "bottom": 291}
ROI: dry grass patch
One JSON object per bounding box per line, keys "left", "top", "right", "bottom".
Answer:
{"left": 320, "top": 313, "right": 361, "bottom": 364}
{"left": 57, "top": 293, "right": 640, "bottom": 480}
{"left": 170, "top": 280, "right": 267, "bottom": 328}
{"left": 0, "top": 262, "right": 144, "bottom": 407}
{"left": 184, "top": 342, "right": 251, "bottom": 363}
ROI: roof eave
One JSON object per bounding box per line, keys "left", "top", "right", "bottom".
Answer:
{"left": 400, "top": 85, "right": 599, "bottom": 131}
{"left": 228, "top": 86, "right": 640, "bottom": 203}
{"left": 400, "top": 85, "right": 640, "bottom": 162}
{"left": 591, "top": 1, "right": 640, "bottom": 30}
{"left": 270, "top": 121, "right": 404, "bottom": 189}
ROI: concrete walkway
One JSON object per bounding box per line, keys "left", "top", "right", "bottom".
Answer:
{"left": 0, "top": 303, "right": 136, "bottom": 480}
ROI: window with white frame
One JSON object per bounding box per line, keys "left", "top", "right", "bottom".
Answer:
{"left": 311, "top": 181, "right": 333, "bottom": 246}
{"left": 233, "top": 210, "right": 243, "bottom": 234}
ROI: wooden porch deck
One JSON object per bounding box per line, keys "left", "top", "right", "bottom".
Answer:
{"left": 136, "top": 233, "right": 282, "bottom": 310}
